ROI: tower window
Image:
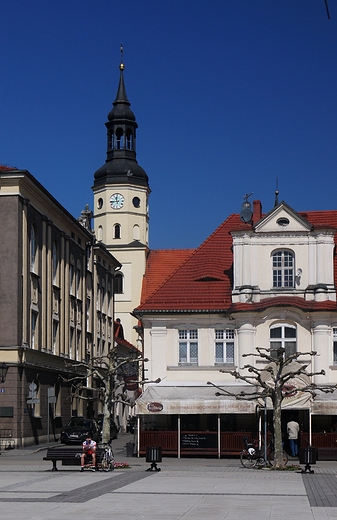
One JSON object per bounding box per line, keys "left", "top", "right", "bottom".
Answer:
{"left": 132, "top": 196, "right": 140, "bottom": 208}
{"left": 126, "top": 129, "right": 133, "bottom": 150}
{"left": 114, "top": 224, "right": 121, "bottom": 239}
{"left": 114, "top": 273, "right": 124, "bottom": 294}
{"left": 133, "top": 225, "right": 140, "bottom": 241}
{"left": 116, "top": 128, "right": 124, "bottom": 150}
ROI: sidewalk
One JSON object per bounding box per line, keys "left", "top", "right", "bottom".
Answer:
{"left": 1, "top": 435, "right": 337, "bottom": 519}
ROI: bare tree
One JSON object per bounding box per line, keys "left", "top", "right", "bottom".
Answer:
{"left": 65, "top": 345, "right": 160, "bottom": 444}
{"left": 208, "top": 346, "right": 337, "bottom": 468}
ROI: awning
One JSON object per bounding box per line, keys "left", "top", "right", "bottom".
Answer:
{"left": 135, "top": 384, "right": 256, "bottom": 415}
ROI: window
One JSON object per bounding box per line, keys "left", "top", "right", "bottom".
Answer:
{"left": 30, "top": 225, "right": 37, "bottom": 272}
{"left": 114, "top": 224, "right": 121, "bottom": 239}
{"left": 114, "top": 273, "right": 124, "bottom": 294}
{"left": 52, "top": 320, "right": 58, "bottom": 354}
{"left": 98, "top": 225, "right": 103, "bottom": 241}
{"left": 333, "top": 328, "right": 337, "bottom": 365}
{"left": 31, "top": 311, "right": 38, "bottom": 349}
{"left": 76, "top": 266, "right": 81, "bottom": 298}
{"left": 215, "top": 329, "right": 234, "bottom": 364}
{"left": 52, "top": 242, "right": 58, "bottom": 284}
{"left": 69, "top": 327, "right": 74, "bottom": 358}
{"left": 179, "top": 329, "right": 198, "bottom": 365}
{"left": 76, "top": 330, "right": 81, "bottom": 361}
{"left": 69, "top": 263, "right": 74, "bottom": 295}
{"left": 270, "top": 325, "right": 296, "bottom": 359}
{"left": 133, "top": 224, "right": 140, "bottom": 240}
{"left": 272, "top": 250, "right": 294, "bottom": 288}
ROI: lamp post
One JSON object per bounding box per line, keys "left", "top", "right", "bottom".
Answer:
{"left": 0, "top": 362, "right": 8, "bottom": 383}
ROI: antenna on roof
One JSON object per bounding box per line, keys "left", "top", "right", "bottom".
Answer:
{"left": 324, "top": 0, "right": 331, "bottom": 19}
{"left": 240, "top": 193, "right": 253, "bottom": 223}
{"left": 120, "top": 44, "right": 125, "bottom": 70}
{"left": 274, "top": 178, "right": 279, "bottom": 207}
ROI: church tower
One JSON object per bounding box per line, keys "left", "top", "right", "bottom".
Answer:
{"left": 92, "top": 56, "right": 150, "bottom": 343}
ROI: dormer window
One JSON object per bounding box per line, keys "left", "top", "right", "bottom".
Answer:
{"left": 272, "top": 250, "right": 294, "bottom": 288}
{"left": 276, "top": 217, "right": 290, "bottom": 227}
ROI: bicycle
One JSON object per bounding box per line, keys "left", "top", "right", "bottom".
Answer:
{"left": 98, "top": 442, "right": 115, "bottom": 472}
{"left": 240, "top": 437, "right": 288, "bottom": 468}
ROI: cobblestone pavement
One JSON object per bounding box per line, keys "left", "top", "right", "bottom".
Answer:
{"left": 1, "top": 437, "right": 337, "bottom": 519}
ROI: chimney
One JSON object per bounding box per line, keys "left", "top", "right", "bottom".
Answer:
{"left": 253, "top": 200, "right": 262, "bottom": 225}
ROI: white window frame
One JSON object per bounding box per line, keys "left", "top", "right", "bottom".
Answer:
{"left": 333, "top": 328, "right": 337, "bottom": 365}
{"left": 272, "top": 250, "right": 295, "bottom": 288}
{"left": 215, "top": 329, "right": 235, "bottom": 364}
{"left": 178, "top": 329, "right": 198, "bottom": 365}
{"left": 270, "top": 324, "right": 297, "bottom": 359}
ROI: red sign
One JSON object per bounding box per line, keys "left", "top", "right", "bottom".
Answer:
{"left": 147, "top": 402, "right": 163, "bottom": 412}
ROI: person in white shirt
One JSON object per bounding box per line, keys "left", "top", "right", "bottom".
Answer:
{"left": 287, "top": 417, "right": 300, "bottom": 457}
{"left": 80, "top": 435, "right": 97, "bottom": 471}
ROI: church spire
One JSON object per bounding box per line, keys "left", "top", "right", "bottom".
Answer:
{"left": 93, "top": 52, "right": 148, "bottom": 188}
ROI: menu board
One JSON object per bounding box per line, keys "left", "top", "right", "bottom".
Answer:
{"left": 181, "top": 433, "right": 217, "bottom": 449}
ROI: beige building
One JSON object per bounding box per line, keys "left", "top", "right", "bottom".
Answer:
{"left": 0, "top": 166, "right": 121, "bottom": 447}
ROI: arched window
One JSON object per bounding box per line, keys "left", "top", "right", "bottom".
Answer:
{"left": 126, "top": 129, "right": 133, "bottom": 150}
{"left": 114, "top": 224, "right": 121, "bottom": 239}
{"left": 114, "top": 273, "right": 124, "bottom": 294}
{"left": 97, "top": 225, "right": 103, "bottom": 241}
{"left": 272, "top": 250, "right": 294, "bottom": 288}
{"left": 133, "top": 224, "right": 140, "bottom": 241}
{"left": 270, "top": 324, "right": 296, "bottom": 359}
{"left": 115, "top": 128, "right": 124, "bottom": 149}
{"left": 30, "top": 224, "right": 37, "bottom": 272}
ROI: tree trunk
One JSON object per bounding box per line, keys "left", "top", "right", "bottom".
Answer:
{"left": 272, "top": 386, "right": 285, "bottom": 468}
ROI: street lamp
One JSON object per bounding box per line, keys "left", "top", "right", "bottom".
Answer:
{"left": 0, "top": 362, "right": 8, "bottom": 383}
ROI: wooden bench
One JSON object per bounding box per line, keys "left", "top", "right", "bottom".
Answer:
{"left": 43, "top": 445, "right": 105, "bottom": 471}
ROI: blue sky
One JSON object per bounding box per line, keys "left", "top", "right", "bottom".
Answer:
{"left": 1, "top": 1, "right": 337, "bottom": 249}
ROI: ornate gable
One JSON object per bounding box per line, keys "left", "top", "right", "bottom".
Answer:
{"left": 232, "top": 201, "right": 336, "bottom": 305}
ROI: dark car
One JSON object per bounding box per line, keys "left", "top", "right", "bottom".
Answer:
{"left": 97, "top": 416, "right": 119, "bottom": 440}
{"left": 126, "top": 416, "right": 136, "bottom": 434}
{"left": 60, "top": 418, "right": 101, "bottom": 445}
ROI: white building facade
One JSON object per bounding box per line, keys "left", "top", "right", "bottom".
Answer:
{"left": 134, "top": 200, "right": 337, "bottom": 458}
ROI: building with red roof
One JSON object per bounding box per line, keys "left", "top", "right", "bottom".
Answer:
{"left": 133, "top": 198, "right": 337, "bottom": 458}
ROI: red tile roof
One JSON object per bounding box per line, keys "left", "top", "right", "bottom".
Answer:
{"left": 141, "top": 249, "right": 194, "bottom": 303}
{"left": 0, "top": 164, "right": 18, "bottom": 171}
{"left": 137, "top": 207, "right": 337, "bottom": 314}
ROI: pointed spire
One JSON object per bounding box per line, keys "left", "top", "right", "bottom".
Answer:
{"left": 93, "top": 48, "right": 149, "bottom": 188}
{"left": 108, "top": 49, "right": 135, "bottom": 122}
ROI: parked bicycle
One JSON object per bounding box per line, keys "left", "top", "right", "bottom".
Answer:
{"left": 98, "top": 442, "right": 115, "bottom": 471}
{"left": 240, "top": 436, "right": 288, "bottom": 468}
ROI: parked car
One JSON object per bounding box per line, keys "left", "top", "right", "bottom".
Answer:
{"left": 60, "top": 418, "right": 101, "bottom": 445}
{"left": 97, "top": 416, "right": 120, "bottom": 440}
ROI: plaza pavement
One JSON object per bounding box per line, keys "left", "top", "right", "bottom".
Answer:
{"left": 0, "top": 434, "right": 337, "bottom": 519}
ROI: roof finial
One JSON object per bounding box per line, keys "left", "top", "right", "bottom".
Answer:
{"left": 274, "top": 178, "right": 279, "bottom": 207}
{"left": 119, "top": 44, "right": 125, "bottom": 71}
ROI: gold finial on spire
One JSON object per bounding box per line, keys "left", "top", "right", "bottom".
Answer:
{"left": 119, "top": 44, "right": 125, "bottom": 70}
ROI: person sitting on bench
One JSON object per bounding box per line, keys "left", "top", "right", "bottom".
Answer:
{"left": 80, "top": 434, "right": 97, "bottom": 471}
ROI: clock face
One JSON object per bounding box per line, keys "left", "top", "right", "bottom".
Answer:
{"left": 110, "top": 193, "right": 124, "bottom": 210}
